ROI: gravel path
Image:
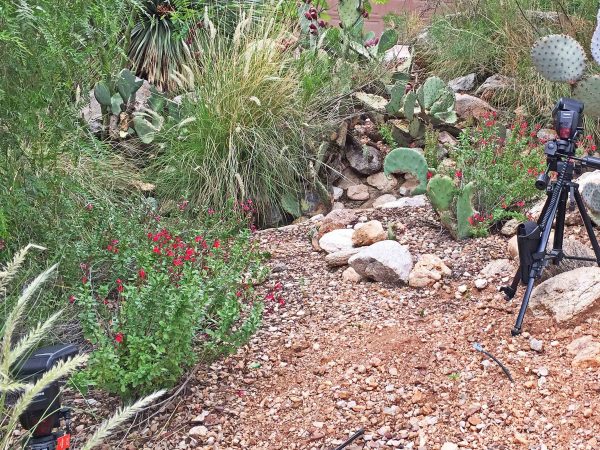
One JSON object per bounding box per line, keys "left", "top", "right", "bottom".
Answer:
{"left": 95, "top": 204, "right": 600, "bottom": 450}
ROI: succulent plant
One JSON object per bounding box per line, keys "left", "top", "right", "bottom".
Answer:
{"left": 381, "top": 149, "right": 476, "bottom": 239}
{"left": 530, "top": 17, "right": 600, "bottom": 119}
{"left": 386, "top": 75, "right": 457, "bottom": 141}
{"left": 426, "top": 174, "right": 475, "bottom": 240}
{"left": 531, "top": 34, "right": 586, "bottom": 83}
{"left": 91, "top": 69, "right": 167, "bottom": 143}
{"left": 383, "top": 147, "right": 429, "bottom": 195}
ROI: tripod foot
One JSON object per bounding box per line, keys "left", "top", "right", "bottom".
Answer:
{"left": 511, "top": 326, "right": 522, "bottom": 337}
{"left": 500, "top": 286, "right": 516, "bottom": 300}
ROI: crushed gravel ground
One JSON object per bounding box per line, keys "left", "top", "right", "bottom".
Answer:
{"left": 71, "top": 204, "right": 600, "bottom": 450}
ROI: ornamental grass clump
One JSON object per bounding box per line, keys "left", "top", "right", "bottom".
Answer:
{"left": 148, "top": 11, "right": 326, "bottom": 223}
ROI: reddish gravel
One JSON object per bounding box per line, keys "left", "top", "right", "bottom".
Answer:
{"left": 70, "top": 204, "right": 600, "bottom": 450}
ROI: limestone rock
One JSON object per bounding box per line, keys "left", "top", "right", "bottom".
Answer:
{"left": 353, "top": 92, "right": 388, "bottom": 113}
{"left": 578, "top": 170, "right": 600, "bottom": 224}
{"left": 319, "top": 229, "right": 355, "bottom": 254}
{"left": 317, "top": 209, "right": 357, "bottom": 239}
{"left": 475, "top": 74, "right": 516, "bottom": 99}
{"left": 342, "top": 266, "right": 364, "bottom": 283}
{"left": 377, "top": 195, "right": 428, "bottom": 209}
{"left": 349, "top": 240, "right": 413, "bottom": 284}
{"left": 346, "top": 144, "right": 382, "bottom": 175}
{"left": 373, "top": 194, "right": 397, "bottom": 208}
{"left": 479, "top": 259, "right": 514, "bottom": 278}
{"left": 441, "top": 444, "right": 459, "bottom": 450}
{"left": 366, "top": 172, "right": 398, "bottom": 192}
{"left": 325, "top": 248, "right": 361, "bottom": 267}
{"left": 448, "top": 73, "right": 476, "bottom": 92}
{"left": 567, "top": 335, "right": 595, "bottom": 355}
{"left": 508, "top": 235, "right": 518, "bottom": 259}
{"left": 572, "top": 341, "right": 600, "bottom": 369}
{"left": 398, "top": 178, "right": 421, "bottom": 196}
{"left": 501, "top": 219, "right": 520, "bottom": 236}
{"left": 408, "top": 254, "right": 451, "bottom": 288}
{"left": 438, "top": 131, "right": 458, "bottom": 147}
{"left": 529, "top": 267, "right": 600, "bottom": 322}
{"left": 352, "top": 220, "right": 387, "bottom": 247}
{"left": 455, "top": 94, "right": 497, "bottom": 121}
{"left": 347, "top": 184, "right": 370, "bottom": 201}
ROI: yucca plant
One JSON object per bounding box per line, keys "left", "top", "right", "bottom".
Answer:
{"left": 128, "top": 0, "right": 273, "bottom": 91}
{"left": 0, "top": 245, "right": 164, "bottom": 449}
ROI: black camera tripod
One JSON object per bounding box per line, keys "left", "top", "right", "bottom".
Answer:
{"left": 501, "top": 98, "right": 600, "bottom": 336}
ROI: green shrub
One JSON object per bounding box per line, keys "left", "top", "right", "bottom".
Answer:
{"left": 454, "top": 113, "right": 546, "bottom": 232}
{"left": 74, "top": 203, "right": 266, "bottom": 397}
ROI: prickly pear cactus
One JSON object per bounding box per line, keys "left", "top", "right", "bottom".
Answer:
{"left": 116, "top": 69, "right": 144, "bottom": 104}
{"left": 338, "top": 0, "right": 363, "bottom": 37}
{"left": 427, "top": 175, "right": 455, "bottom": 212}
{"left": 574, "top": 75, "right": 600, "bottom": 118}
{"left": 415, "top": 76, "right": 457, "bottom": 124}
{"left": 424, "top": 174, "right": 475, "bottom": 240}
{"left": 456, "top": 182, "right": 476, "bottom": 240}
{"left": 531, "top": 34, "right": 586, "bottom": 83}
{"left": 592, "top": 8, "right": 600, "bottom": 65}
{"left": 386, "top": 79, "right": 407, "bottom": 114}
{"left": 383, "top": 148, "right": 428, "bottom": 195}
{"left": 94, "top": 82, "right": 112, "bottom": 107}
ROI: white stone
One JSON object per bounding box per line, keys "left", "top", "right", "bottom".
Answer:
{"left": 319, "top": 229, "right": 355, "bottom": 254}
{"left": 349, "top": 240, "right": 413, "bottom": 284}
{"left": 332, "top": 186, "right": 344, "bottom": 200}
{"left": 342, "top": 267, "right": 363, "bottom": 283}
{"left": 474, "top": 278, "right": 488, "bottom": 290}
{"left": 325, "top": 248, "right": 361, "bottom": 267}
{"left": 367, "top": 172, "right": 398, "bottom": 192}
{"left": 373, "top": 194, "right": 398, "bottom": 208}
{"left": 378, "top": 195, "right": 428, "bottom": 209}
{"left": 578, "top": 170, "right": 600, "bottom": 224}
{"left": 529, "top": 267, "right": 600, "bottom": 322}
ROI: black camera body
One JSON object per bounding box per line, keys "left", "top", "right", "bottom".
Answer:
{"left": 552, "top": 97, "right": 583, "bottom": 142}
{"left": 13, "top": 344, "right": 78, "bottom": 450}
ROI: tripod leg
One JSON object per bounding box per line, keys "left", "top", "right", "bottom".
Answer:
{"left": 512, "top": 184, "right": 562, "bottom": 335}
{"left": 512, "top": 277, "right": 535, "bottom": 336}
{"left": 574, "top": 189, "right": 600, "bottom": 264}
{"left": 551, "top": 187, "right": 568, "bottom": 262}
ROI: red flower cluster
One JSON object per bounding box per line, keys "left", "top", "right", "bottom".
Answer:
{"left": 264, "top": 281, "right": 285, "bottom": 306}
{"left": 468, "top": 213, "right": 491, "bottom": 226}
{"left": 106, "top": 239, "right": 119, "bottom": 254}
{"left": 115, "top": 332, "right": 124, "bottom": 344}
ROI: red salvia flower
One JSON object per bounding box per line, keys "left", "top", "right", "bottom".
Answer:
{"left": 213, "top": 240, "right": 220, "bottom": 249}
{"left": 138, "top": 268, "right": 146, "bottom": 280}
{"left": 69, "top": 295, "right": 76, "bottom": 304}
{"left": 115, "top": 333, "right": 124, "bottom": 344}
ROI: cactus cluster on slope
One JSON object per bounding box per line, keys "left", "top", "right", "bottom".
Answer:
{"left": 384, "top": 148, "right": 475, "bottom": 239}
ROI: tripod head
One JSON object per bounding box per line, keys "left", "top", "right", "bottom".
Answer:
{"left": 535, "top": 98, "right": 600, "bottom": 190}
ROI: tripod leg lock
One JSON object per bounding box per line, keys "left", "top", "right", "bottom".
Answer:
{"left": 500, "top": 285, "right": 517, "bottom": 299}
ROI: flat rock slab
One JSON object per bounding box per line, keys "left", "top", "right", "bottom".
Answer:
{"left": 325, "top": 248, "right": 361, "bottom": 267}
{"left": 349, "top": 240, "right": 413, "bottom": 283}
{"left": 529, "top": 267, "right": 600, "bottom": 323}
{"left": 377, "top": 195, "right": 428, "bottom": 209}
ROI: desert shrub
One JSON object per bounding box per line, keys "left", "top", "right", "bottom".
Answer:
{"left": 0, "top": 246, "right": 164, "bottom": 450}
{"left": 73, "top": 203, "right": 266, "bottom": 397}
{"left": 453, "top": 113, "right": 546, "bottom": 233}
